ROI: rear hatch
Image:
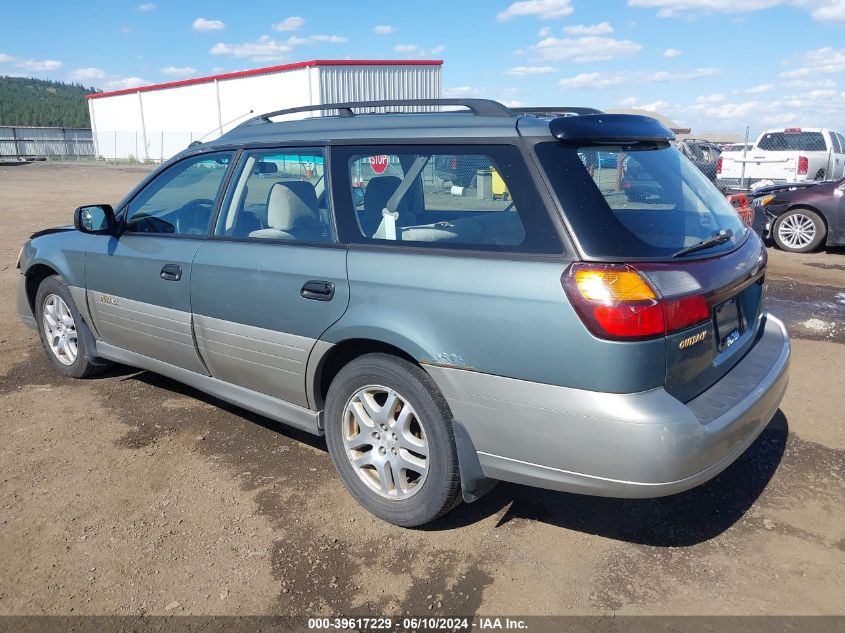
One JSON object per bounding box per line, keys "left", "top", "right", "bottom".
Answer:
{"left": 533, "top": 114, "right": 766, "bottom": 402}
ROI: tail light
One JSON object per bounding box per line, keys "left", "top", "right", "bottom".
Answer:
{"left": 716, "top": 157, "right": 722, "bottom": 174}
{"left": 562, "top": 264, "right": 710, "bottom": 341}
{"left": 797, "top": 156, "right": 809, "bottom": 175}
{"left": 450, "top": 157, "right": 458, "bottom": 170}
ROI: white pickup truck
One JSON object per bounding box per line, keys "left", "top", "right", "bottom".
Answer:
{"left": 716, "top": 127, "right": 845, "bottom": 190}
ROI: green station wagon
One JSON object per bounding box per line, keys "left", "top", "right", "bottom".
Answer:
{"left": 16, "top": 99, "right": 790, "bottom": 526}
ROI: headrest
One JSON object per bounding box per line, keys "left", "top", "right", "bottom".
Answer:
{"left": 266, "top": 181, "right": 320, "bottom": 230}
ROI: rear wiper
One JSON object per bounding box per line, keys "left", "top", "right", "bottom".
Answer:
{"left": 672, "top": 229, "right": 733, "bottom": 258}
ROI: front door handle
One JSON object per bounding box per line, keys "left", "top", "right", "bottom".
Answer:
{"left": 160, "top": 264, "right": 182, "bottom": 282}
{"left": 301, "top": 280, "right": 335, "bottom": 301}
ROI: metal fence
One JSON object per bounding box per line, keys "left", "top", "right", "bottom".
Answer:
{"left": 0, "top": 126, "right": 94, "bottom": 159}
{"left": 92, "top": 130, "right": 201, "bottom": 163}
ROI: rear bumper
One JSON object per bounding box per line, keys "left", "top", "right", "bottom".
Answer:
{"left": 16, "top": 274, "right": 36, "bottom": 330}
{"left": 426, "top": 313, "right": 789, "bottom": 498}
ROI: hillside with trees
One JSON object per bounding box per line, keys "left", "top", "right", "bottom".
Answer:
{"left": 0, "top": 76, "right": 100, "bottom": 128}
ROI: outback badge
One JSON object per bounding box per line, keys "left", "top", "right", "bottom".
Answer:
{"left": 679, "top": 330, "right": 708, "bottom": 350}
{"left": 97, "top": 294, "right": 119, "bottom": 306}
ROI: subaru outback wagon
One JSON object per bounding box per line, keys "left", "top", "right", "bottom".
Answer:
{"left": 16, "top": 99, "right": 790, "bottom": 527}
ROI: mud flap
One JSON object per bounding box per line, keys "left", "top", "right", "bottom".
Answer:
{"left": 453, "top": 419, "right": 498, "bottom": 503}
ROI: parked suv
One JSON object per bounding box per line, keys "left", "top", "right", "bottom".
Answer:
{"left": 16, "top": 99, "right": 790, "bottom": 527}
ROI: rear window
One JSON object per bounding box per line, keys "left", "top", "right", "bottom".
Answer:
{"left": 330, "top": 144, "right": 562, "bottom": 254}
{"left": 535, "top": 142, "right": 747, "bottom": 259}
{"left": 757, "top": 131, "right": 827, "bottom": 152}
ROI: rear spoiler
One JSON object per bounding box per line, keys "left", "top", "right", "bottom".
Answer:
{"left": 550, "top": 114, "right": 675, "bottom": 147}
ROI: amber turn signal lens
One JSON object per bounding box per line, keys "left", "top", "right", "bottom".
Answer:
{"left": 574, "top": 269, "right": 657, "bottom": 304}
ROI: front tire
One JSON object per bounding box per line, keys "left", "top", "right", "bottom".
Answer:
{"left": 324, "top": 354, "right": 461, "bottom": 527}
{"left": 773, "top": 208, "right": 826, "bottom": 253}
{"left": 35, "top": 276, "right": 109, "bottom": 378}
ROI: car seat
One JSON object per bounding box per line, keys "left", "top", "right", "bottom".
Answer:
{"left": 249, "top": 181, "right": 326, "bottom": 241}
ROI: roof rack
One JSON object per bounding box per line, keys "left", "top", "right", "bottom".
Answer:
{"left": 514, "top": 107, "right": 604, "bottom": 117}
{"left": 243, "top": 98, "right": 515, "bottom": 126}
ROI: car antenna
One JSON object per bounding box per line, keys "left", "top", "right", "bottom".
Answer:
{"left": 194, "top": 110, "right": 254, "bottom": 144}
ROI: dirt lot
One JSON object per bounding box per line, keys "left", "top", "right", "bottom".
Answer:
{"left": 0, "top": 162, "right": 843, "bottom": 617}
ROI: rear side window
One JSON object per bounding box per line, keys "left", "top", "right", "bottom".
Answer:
{"left": 757, "top": 131, "right": 827, "bottom": 152}
{"left": 831, "top": 133, "right": 842, "bottom": 154}
{"left": 331, "top": 145, "right": 561, "bottom": 254}
{"left": 536, "top": 142, "right": 746, "bottom": 259}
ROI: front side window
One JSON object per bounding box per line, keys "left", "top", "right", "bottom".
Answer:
{"left": 125, "top": 152, "right": 232, "bottom": 235}
{"left": 215, "top": 148, "right": 333, "bottom": 242}
{"left": 332, "top": 145, "right": 561, "bottom": 253}
{"left": 537, "top": 143, "right": 747, "bottom": 259}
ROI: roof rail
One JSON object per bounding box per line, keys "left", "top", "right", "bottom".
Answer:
{"left": 514, "top": 107, "right": 604, "bottom": 117}
{"left": 241, "top": 98, "right": 515, "bottom": 125}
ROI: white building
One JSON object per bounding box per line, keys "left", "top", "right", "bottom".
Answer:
{"left": 87, "top": 59, "right": 443, "bottom": 161}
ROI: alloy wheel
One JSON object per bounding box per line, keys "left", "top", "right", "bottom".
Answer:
{"left": 42, "top": 294, "right": 78, "bottom": 366}
{"left": 342, "top": 385, "right": 429, "bottom": 499}
{"left": 777, "top": 213, "right": 816, "bottom": 250}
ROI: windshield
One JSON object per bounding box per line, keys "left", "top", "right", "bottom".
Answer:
{"left": 535, "top": 142, "right": 747, "bottom": 259}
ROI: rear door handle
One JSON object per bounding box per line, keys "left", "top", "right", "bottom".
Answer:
{"left": 160, "top": 264, "right": 182, "bottom": 281}
{"left": 301, "top": 280, "right": 335, "bottom": 301}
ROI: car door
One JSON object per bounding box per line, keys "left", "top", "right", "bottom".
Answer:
{"left": 85, "top": 150, "right": 235, "bottom": 374}
{"left": 190, "top": 147, "right": 349, "bottom": 409}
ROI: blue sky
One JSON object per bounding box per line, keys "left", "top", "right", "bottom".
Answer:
{"left": 3, "top": 0, "right": 845, "bottom": 133}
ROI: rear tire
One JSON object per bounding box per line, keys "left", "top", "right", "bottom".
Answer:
{"left": 814, "top": 169, "right": 825, "bottom": 181}
{"left": 772, "top": 208, "right": 826, "bottom": 253}
{"left": 324, "top": 353, "right": 461, "bottom": 527}
{"left": 35, "top": 276, "right": 109, "bottom": 378}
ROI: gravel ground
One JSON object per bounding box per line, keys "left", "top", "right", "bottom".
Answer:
{"left": 0, "top": 162, "right": 842, "bottom": 617}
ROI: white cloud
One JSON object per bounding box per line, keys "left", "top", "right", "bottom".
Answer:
{"left": 559, "top": 72, "right": 627, "bottom": 89}
{"left": 69, "top": 67, "right": 106, "bottom": 81}
{"left": 629, "top": 0, "right": 845, "bottom": 22}
{"left": 628, "top": 0, "right": 783, "bottom": 18}
{"left": 781, "top": 47, "right": 845, "bottom": 79}
{"left": 562, "top": 22, "right": 614, "bottom": 35}
{"left": 497, "top": 0, "right": 574, "bottom": 21}
{"left": 107, "top": 76, "right": 150, "bottom": 90}
{"left": 210, "top": 35, "right": 291, "bottom": 61}
{"left": 286, "top": 34, "right": 347, "bottom": 45}
{"left": 505, "top": 65, "right": 557, "bottom": 76}
{"left": 538, "top": 26, "right": 552, "bottom": 36}
{"left": 535, "top": 36, "right": 642, "bottom": 62}
{"left": 373, "top": 25, "right": 395, "bottom": 35}
{"left": 651, "top": 67, "right": 719, "bottom": 80}
{"left": 161, "top": 66, "right": 197, "bottom": 77}
{"left": 392, "top": 43, "right": 444, "bottom": 57}
{"left": 272, "top": 16, "right": 305, "bottom": 32}
{"left": 558, "top": 66, "right": 718, "bottom": 88}
{"left": 634, "top": 100, "right": 673, "bottom": 112}
{"left": 747, "top": 83, "right": 774, "bottom": 94}
{"left": 696, "top": 93, "right": 726, "bottom": 103}
{"left": 193, "top": 17, "right": 225, "bottom": 31}
{"left": 136, "top": 3, "right": 155, "bottom": 10}
{"left": 663, "top": 48, "right": 683, "bottom": 57}
{"left": 443, "top": 86, "right": 479, "bottom": 96}
{"left": 812, "top": 1, "right": 845, "bottom": 22}
{"left": 619, "top": 96, "right": 639, "bottom": 106}
{"left": 0, "top": 54, "right": 62, "bottom": 72}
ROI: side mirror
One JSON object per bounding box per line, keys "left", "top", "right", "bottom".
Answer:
{"left": 74, "top": 204, "right": 115, "bottom": 234}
